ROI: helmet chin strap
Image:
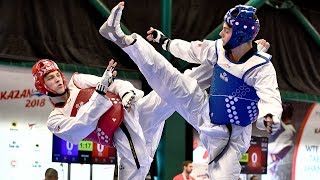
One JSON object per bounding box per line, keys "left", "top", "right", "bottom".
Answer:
{"left": 47, "top": 88, "right": 69, "bottom": 97}
{"left": 223, "top": 43, "right": 234, "bottom": 51}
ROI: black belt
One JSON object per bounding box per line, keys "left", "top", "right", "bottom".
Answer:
{"left": 209, "top": 124, "right": 232, "bottom": 165}
{"left": 120, "top": 123, "right": 140, "bottom": 169}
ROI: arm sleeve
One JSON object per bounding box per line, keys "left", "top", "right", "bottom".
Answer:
{"left": 73, "top": 74, "right": 145, "bottom": 100}
{"left": 171, "top": 39, "right": 217, "bottom": 90}
{"left": 108, "top": 79, "right": 144, "bottom": 100}
{"left": 169, "top": 39, "right": 218, "bottom": 65}
{"left": 72, "top": 73, "right": 101, "bottom": 89}
{"left": 47, "top": 92, "right": 113, "bottom": 144}
{"left": 168, "top": 39, "right": 203, "bottom": 64}
{"left": 183, "top": 62, "right": 214, "bottom": 90}
{"left": 244, "top": 63, "right": 283, "bottom": 130}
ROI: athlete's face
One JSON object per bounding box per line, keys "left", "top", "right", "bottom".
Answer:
{"left": 44, "top": 70, "right": 65, "bottom": 94}
{"left": 219, "top": 22, "right": 232, "bottom": 46}
{"left": 185, "top": 163, "right": 193, "bottom": 174}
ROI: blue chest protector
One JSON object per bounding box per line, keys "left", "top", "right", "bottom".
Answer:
{"left": 208, "top": 43, "right": 270, "bottom": 126}
{"left": 209, "top": 65, "right": 259, "bottom": 126}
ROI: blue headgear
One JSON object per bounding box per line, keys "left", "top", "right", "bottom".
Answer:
{"left": 223, "top": 5, "right": 260, "bottom": 51}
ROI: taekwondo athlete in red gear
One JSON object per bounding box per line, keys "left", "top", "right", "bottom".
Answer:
{"left": 99, "top": 2, "right": 282, "bottom": 179}
{"left": 32, "top": 59, "right": 160, "bottom": 180}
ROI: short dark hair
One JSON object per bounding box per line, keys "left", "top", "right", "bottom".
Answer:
{"left": 45, "top": 168, "right": 58, "bottom": 177}
{"left": 182, "top": 160, "right": 192, "bottom": 168}
{"left": 250, "top": 175, "right": 258, "bottom": 180}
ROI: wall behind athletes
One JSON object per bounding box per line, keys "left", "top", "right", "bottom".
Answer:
{"left": 0, "top": 64, "right": 141, "bottom": 180}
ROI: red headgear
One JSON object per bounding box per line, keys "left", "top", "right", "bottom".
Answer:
{"left": 32, "top": 59, "right": 67, "bottom": 95}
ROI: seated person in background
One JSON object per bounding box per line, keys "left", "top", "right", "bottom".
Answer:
{"left": 250, "top": 175, "right": 259, "bottom": 180}
{"left": 44, "top": 168, "right": 58, "bottom": 180}
{"left": 173, "top": 160, "right": 195, "bottom": 180}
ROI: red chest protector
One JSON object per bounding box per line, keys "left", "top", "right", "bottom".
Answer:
{"left": 70, "top": 88, "right": 124, "bottom": 147}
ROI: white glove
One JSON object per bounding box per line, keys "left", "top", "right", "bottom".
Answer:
{"left": 99, "top": 2, "right": 134, "bottom": 48}
{"left": 257, "top": 43, "right": 267, "bottom": 52}
{"left": 96, "top": 60, "right": 117, "bottom": 95}
{"left": 121, "top": 90, "right": 136, "bottom": 112}
{"left": 255, "top": 39, "right": 270, "bottom": 52}
{"left": 146, "top": 27, "right": 170, "bottom": 50}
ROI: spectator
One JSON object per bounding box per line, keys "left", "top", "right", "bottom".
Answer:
{"left": 173, "top": 161, "right": 195, "bottom": 180}
{"left": 44, "top": 168, "right": 58, "bottom": 180}
{"left": 250, "top": 175, "right": 258, "bottom": 180}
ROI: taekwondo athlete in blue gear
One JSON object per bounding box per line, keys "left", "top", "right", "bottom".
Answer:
{"left": 99, "top": 2, "right": 282, "bottom": 179}
{"left": 208, "top": 5, "right": 266, "bottom": 127}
